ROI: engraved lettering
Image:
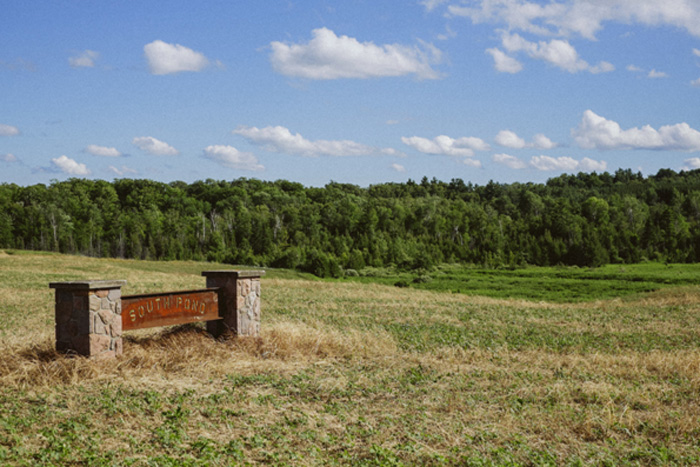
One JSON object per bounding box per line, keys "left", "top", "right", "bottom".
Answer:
{"left": 130, "top": 309, "right": 136, "bottom": 322}
{"left": 155, "top": 297, "right": 161, "bottom": 310}
{"left": 185, "top": 299, "right": 190, "bottom": 310}
{"left": 138, "top": 305, "right": 145, "bottom": 318}
{"left": 147, "top": 301, "right": 153, "bottom": 313}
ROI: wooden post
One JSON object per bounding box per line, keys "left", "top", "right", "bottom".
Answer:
{"left": 202, "top": 270, "right": 265, "bottom": 338}
{"left": 49, "top": 280, "right": 126, "bottom": 358}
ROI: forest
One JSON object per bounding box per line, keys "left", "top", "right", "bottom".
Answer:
{"left": 1, "top": 168, "right": 700, "bottom": 277}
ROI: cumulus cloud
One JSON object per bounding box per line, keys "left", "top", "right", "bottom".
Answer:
{"left": 648, "top": 69, "right": 668, "bottom": 78}
{"left": 692, "top": 78, "right": 700, "bottom": 87}
{"left": 144, "top": 40, "right": 210, "bottom": 75}
{"left": 578, "top": 157, "right": 608, "bottom": 171}
{"left": 0, "top": 123, "right": 20, "bottom": 136}
{"left": 269, "top": 27, "right": 442, "bottom": 80}
{"left": 233, "top": 125, "right": 397, "bottom": 158}
{"left": 495, "top": 130, "right": 557, "bottom": 149}
{"left": 683, "top": 157, "right": 700, "bottom": 170}
{"left": 448, "top": 0, "right": 700, "bottom": 40}
{"left": 500, "top": 32, "right": 613, "bottom": 73}
{"left": 694, "top": 48, "right": 700, "bottom": 57}
{"left": 627, "top": 64, "right": 643, "bottom": 72}
{"left": 401, "top": 134, "right": 490, "bottom": 157}
{"left": 530, "top": 155, "right": 606, "bottom": 172}
{"left": 203, "top": 145, "right": 264, "bottom": 171}
{"left": 495, "top": 130, "right": 526, "bottom": 149}
{"left": 51, "top": 155, "right": 91, "bottom": 176}
{"left": 486, "top": 48, "right": 523, "bottom": 73}
{"left": 108, "top": 165, "right": 138, "bottom": 176}
{"left": 69, "top": 50, "right": 99, "bottom": 68}
{"left": 463, "top": 158, "right": 483, "bottom": 168}
{"left": 493, "top": 153, "right": 527, "bottom": 169}
{"left": 573, "top": 110, "right": 700, "bottom": 152}
{"left": 391, "top": 163, "right": 406, "bottom": 172}
{"left": 532, "top": 133, "right": 557, "bottom": 149}
{"left": 132, "top": 136, "right": 179, "bottom": 156}
{"left": 1, "top": 153, "right": 17, "bottom": 162}
{"left": 86, "top": 144, "right": 121, "bottom": 157}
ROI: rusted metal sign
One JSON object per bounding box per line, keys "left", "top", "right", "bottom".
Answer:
{"left": 121, "top": 289, "right": 219, "bottom": 331}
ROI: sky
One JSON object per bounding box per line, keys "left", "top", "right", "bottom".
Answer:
{"left": 2, "top": 0, "right": 700, "bottom": 188}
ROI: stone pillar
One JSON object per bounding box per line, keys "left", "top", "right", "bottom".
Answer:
{"left": 202, "top": 270, "right": 265, "bottom": 338}
{"left": 49, "top": 280, "right": 126, "bottom": 358}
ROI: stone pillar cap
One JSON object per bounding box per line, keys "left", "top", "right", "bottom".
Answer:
{"left": 202, "top": 270, "right": 265, "bottom": 278}
{"left": 49, "top": 279, "right": 127, "bottom": 290}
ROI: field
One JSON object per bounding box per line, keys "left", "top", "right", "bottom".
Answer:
{"left": 1, "top": 250, "right": 700, "bottom": 465}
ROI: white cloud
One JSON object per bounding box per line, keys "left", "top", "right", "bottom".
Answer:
{"left": 380, "top": 147, "right": 407, "bottom": 157}
{"left": 530, "top": 155, "right": 605, "bottom": 172}
{"left": 1, "top": 153, "right": 17, "bottom": 162}
{"left": 691, "top": 77, "right": 700, "bottom": 87}
{"left": 52, "top": 155, "right": 91, "bottom": 176}
{"left": 144, "top": 40, "right": 210, "bottom": 75}
{"left": 421, "top": 0, "right": 448, "bottom": 12}
{"left": 401, "top": 134, "right": 490, "bottom": 157}
{"left": 627, "top": 64, "right": 643, "bottom": 72}
{"left": 486, "top": 48, "right": 523, "bottom": 73}
{"left": 501, "top": 32, "right": 613, "bottom": 73}
{"left": 493, "top": 153, "right": 527, "bottom": 169}
{"left": 531, "top": 155, "right": 577, "bottom": 171}
{"left": 573, "top": 110, "right": 700, "bottom": 151}
{"left": 589, "top": 61, "right": 615, "bottom": 74}
{"left": 69, "top": 50, "right": 99, "bottom": 68}
{"left": 108, "top": 165, "right": 138, "bottom": 176}
{"left": 463, "top": 158, "right": 483, "bottom": 168}
{"left": 532, "top": 133, "right": 557, "bottom": 149}
{"left": 448, "top": 0, "right": 700, "bottom": 40}
{"left": 203, "top": 145, "right": 264, "bottom": 171}
{"left": 86, "top": 144, "right": 121, "bottom": 157}
{"left": 132, "top": 136, "right": 179, "bottom": 156}
{"left": 269, "top": 27, "right": 442, "bottom": 80}
{"left": 495, "top": 130, "right": 526, "bottom": 149}
{"left": 648, "top": 69, "right": 668, "bottom": 78}
{"left": 495, "top": 130, "right": 557, "bottom": 149}
{"left": 391, "top": 163, "right": 406, "bottom": 172}
{"left": 683, "top": 157, "right": 700, "bottom": 170}
{"left": 0, "top": 123, "right": 19, "bottom": 136}
{"left": 233, "top": 125, "right": 395, "bottom": 157}
{"left": 579, "top": 157, "right": 608, "bottom": 171}
{"left": 694, "top": 48, "right": 700, "bottom": 57}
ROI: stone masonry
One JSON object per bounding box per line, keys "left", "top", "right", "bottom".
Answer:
{"left": 202, "top": 270, "right": 265, "bottom": 338}
{"left": 50, "top": 271, "right": 264, "bottom": 358}
{"left": 50, "top": 280, "right": 126, "bottom": 358}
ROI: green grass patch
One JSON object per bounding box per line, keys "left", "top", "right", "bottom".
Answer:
{"left": 343, "top": 262, "right": 700, "bottom": 302}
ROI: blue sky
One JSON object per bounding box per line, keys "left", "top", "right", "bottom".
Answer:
{"left": 2, "top": 0, "right": 700, "bottom": 187}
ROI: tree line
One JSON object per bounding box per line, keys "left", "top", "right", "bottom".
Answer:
{"left": 1, "top": 168, "right": 700, "bottom": 276}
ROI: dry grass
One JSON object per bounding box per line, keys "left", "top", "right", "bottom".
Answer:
{"left": 0, "top": 320, "right": 399, "bottom": 390}
{"left": 2, "top": 252, "right": 700, "bottom": 464}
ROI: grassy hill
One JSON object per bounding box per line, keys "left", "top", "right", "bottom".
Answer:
{"left": 1, "top": 251, "right": 700, "bottom": 465}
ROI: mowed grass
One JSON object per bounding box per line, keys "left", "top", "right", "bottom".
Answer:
{"left": 1, "top": 251, "right": 700, "bottom": 465}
